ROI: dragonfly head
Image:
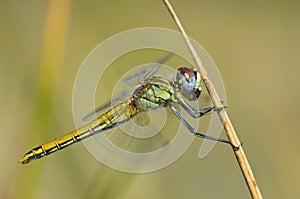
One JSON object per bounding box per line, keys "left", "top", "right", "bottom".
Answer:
{"left": 176, "top": 67, "right": 202, "bottom": 100}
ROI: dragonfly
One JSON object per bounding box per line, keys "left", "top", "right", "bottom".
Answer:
{"left": 19, "top": 55, "right": 233, "bottom": 164}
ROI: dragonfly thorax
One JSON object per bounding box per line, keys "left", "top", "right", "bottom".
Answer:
{"left": 132, "top": 77, "right": 174, "bottom": 111}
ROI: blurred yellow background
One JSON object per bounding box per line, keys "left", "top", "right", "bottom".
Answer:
{"left": 1, "top": 0, "right": 299, "bottom": 198}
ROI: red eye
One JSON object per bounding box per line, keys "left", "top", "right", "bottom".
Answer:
{"left": 179, "top": 67, "right": 194, "bottom": 81}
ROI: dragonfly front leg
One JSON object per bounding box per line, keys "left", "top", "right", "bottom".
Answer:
{"left": 170, "top": 105, "right": 231, "bottom": 145}
{"left": 175, "top": 92, "right": 226, "bottom": 118}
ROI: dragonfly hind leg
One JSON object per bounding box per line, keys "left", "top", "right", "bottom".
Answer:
{"left": 170, "top": 105, "right": 231, "bottom": 145}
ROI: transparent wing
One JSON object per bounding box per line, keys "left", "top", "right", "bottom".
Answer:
{"left": 84, "top": 53, "right": 174, "bottom": 122}
{"left": 82, "top": 90, "right": 130, "bottom": 122}
{"left": 82, "top": 95, "right": 154, "bottom": 128}
{"left": 123, "top": 53, "right": 173, "bottom": 86}
{"left": 83, "top": 53, "right": 176, "bottom": 154}
{"left": 84, "top": 106, "right": 174, "bottom": 154}
{"left": 102, "top": 108, "right": 175, "bottom": 153}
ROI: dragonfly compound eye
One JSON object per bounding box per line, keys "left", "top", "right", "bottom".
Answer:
{"left": 177, "top": 67, "right": 196, "bottom": 92}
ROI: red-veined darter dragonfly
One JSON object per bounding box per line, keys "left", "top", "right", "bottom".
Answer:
{"left": 19, "top": 55, "right": 232, "bottom": 164}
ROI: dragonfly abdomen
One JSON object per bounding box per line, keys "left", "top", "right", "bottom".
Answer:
{"left": 19, "top": 101, "right": 137, "bottom": 164}
{"left": 18, "top": 128, "right": 91, "bottom": 164}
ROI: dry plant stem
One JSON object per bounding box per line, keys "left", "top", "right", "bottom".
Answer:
{"left": 162, "top": 0, "right": 263, "bottom": 198}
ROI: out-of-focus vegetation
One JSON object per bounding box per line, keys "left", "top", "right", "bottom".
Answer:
{"left": 1, "top": 0, "right": 300, "bottom": 198}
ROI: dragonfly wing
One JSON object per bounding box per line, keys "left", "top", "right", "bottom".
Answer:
{"left": 123, "top": 53, "right": 174, "bottom": 86}
{"left": 82, "top": 90, "right": 130, "bottom": 122}
{"left": 132, "top": 111, "right": 151, "bottom": 127}
{"left": 99, "top": 109, "right": 172, "bottom": 153}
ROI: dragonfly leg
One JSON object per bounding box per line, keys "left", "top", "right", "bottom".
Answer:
{"left": 170, "top": 105, "right": 232, "bottom": 145}
{"left": 200, "top": 104, "right": 228, "bottom": 117}
{"left": 198, "top": 105, "right": 224, "bottom": 117}
{"left": 175, "top": 92, "right": 227, "bottom": 118}
{"left": 184, "top": 103, "right": 227, "bottom": 118}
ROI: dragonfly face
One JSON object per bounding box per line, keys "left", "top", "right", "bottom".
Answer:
{"left": 176, "top": 67, "right": 202, "bottom": 101}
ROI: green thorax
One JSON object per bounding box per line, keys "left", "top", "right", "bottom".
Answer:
{"left": 132, "top": 77, "right": 177, "bottom": 111}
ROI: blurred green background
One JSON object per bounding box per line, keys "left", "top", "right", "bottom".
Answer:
{"left": 1, "top": 0, "right": 299, "bottom": 198}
